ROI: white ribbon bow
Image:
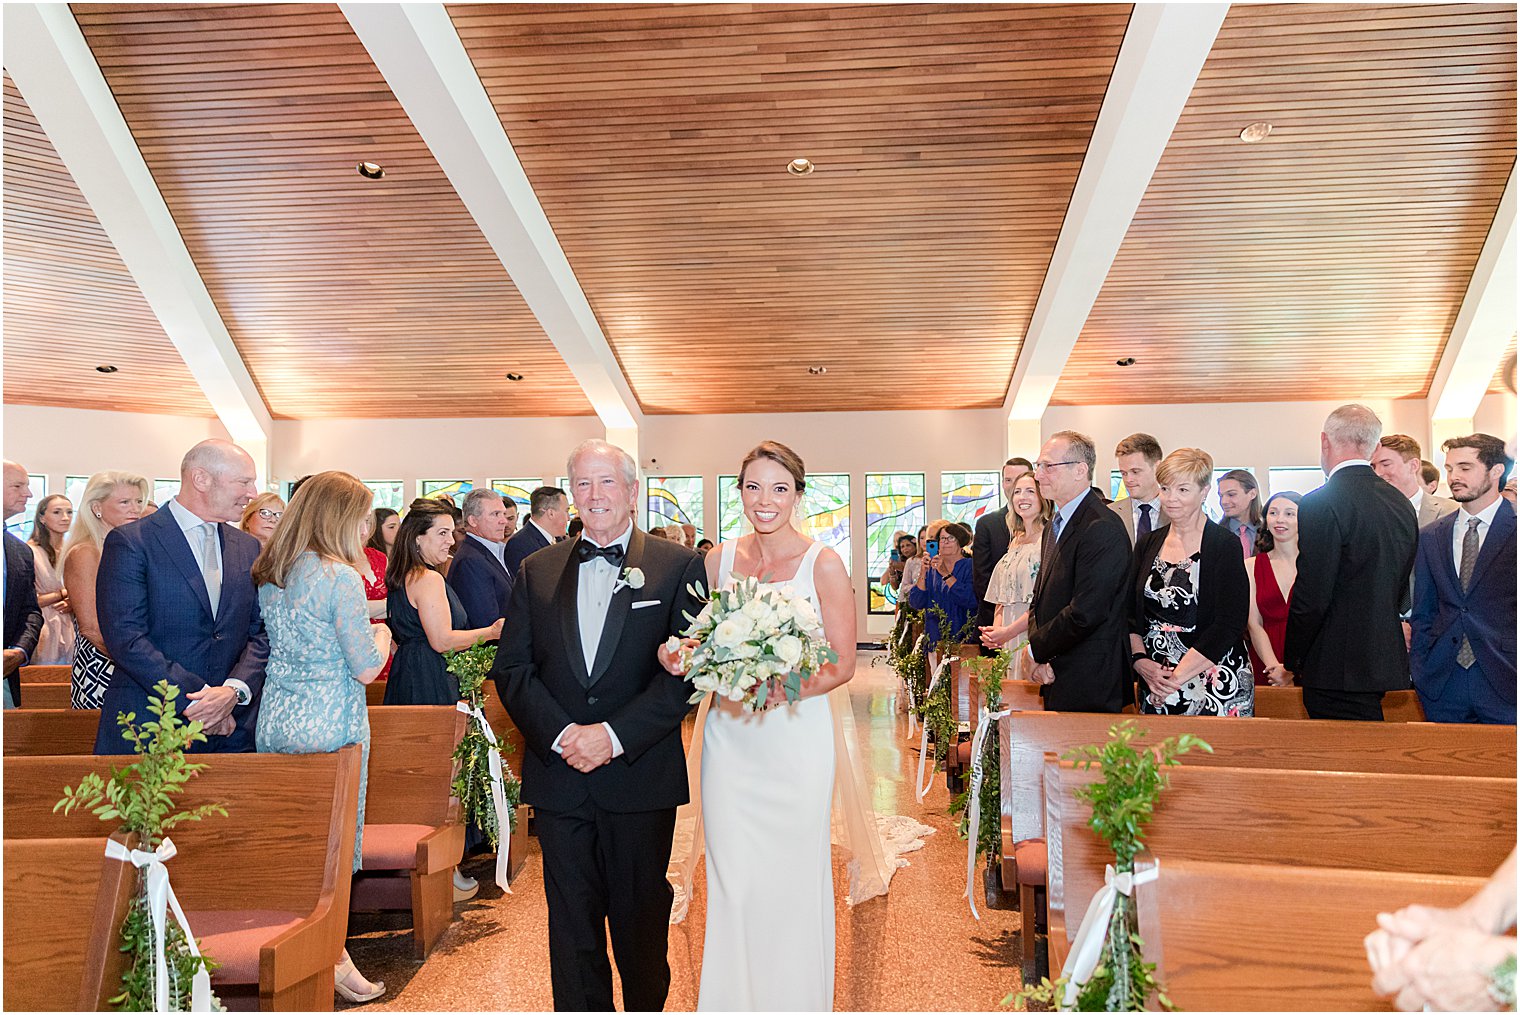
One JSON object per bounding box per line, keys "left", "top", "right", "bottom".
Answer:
{"left": 1060, "top": 861, "right": 1161, "bottom": 1009}
{"left": 458, "top": 701, "right": 513, "bottom": 894}
{"left": 913, "top": 656, "right": 952, "bottom": 803}
{"left": 104, "top": 837, "right": 212, "bottom": 1013}
{"left": 964, "top": 706, "right": 1011, "bottom": 920}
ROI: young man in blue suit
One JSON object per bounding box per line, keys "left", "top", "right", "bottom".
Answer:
{"left": 1410, "top": 434, "right": 1516, "bottom": 724}
{"left": 94, "top": 439, "right": 268, "bottom": 753}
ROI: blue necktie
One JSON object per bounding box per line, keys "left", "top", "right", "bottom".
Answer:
{"left": 1137, "top": 503, "right": 1153, "bottom": 540}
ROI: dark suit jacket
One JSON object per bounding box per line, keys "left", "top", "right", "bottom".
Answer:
{"left": 1410, "top": 499, "right": 1516, "bottom": 705}
{"left": 502, "top": 522, "right": 551, "bottom": 582}
{"left": 972, "top": 507, "right": 1012, "bottom": 630}
{"left": 492, "top": 527, "right": 707, "bottom": 814}
{"left": 1284, "top": 464, "right": 1416, "bottom": 693}
{"left": 447, "top": 535, "right": 515, "bottom": 632}
{"left": 1130, "top": 520, "right": 1251, "bottom": 666}
{"left": 4, "top": 531, "right": 44, "bottom": 705}
{"left": 93, "top": 508, "right": 268, "bottom": 753}
{"left": 1028, "top": 488, "right": 1132, "bottom": 712}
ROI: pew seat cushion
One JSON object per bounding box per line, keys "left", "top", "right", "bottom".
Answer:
{"left": 1015, "top": 838, "right": 1047, "bottom": 885}
{"left": 362, "top": 823, "right": 434, "bottom": 871}
{"left": 185, "top": 909, "right": 304, "bottom": 984}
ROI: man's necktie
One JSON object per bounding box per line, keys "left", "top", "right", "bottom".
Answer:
{"left": 576, "top": 540, "right": 626, "bottom": 566}
{"left": 201, "top": 522, "right": 222, "bottom": 618}
{"left": 1137, "top": 503, "right": 1153, "bottom": 541}
{"left": 1456, "top": 517, "right": 1480, "bottom": 668}
{"left": 1238, "top": 524, "right": 1253, "bottom": 558}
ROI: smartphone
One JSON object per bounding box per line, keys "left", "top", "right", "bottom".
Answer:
{"left": 925, "top": 539, "right": 940, "bottom": 557}
{"left": 889, "top": 549, "right": 902, "bottom": 563}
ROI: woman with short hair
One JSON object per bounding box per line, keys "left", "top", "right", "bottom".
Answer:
{"left": 238, "top": 492, "right": 285, "bottom": 548}
{"left": 907, "top": 519, "right": 978, "bottom": 645}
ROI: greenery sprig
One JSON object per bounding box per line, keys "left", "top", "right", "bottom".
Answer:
{"left": 446, "top": 642, "right": 520, "bottom": 845}
{"left": 55, "top": 681, "right": 225, "bottom": 1012}
{"left": 950, "top": 648, "right": 1011, "bottom": 864}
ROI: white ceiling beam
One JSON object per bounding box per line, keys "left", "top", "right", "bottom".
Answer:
{"left": 1004, "top": 3, "right": 1229, "bottom": 423}
{"left": 3, "top": 3, "right": 273, "bottom": 450}
{"left": 341, "top": 3, "right": 643, "bottom": 431}
{"left": 1428, "top": 166, "right": 1516, "bottom": 423}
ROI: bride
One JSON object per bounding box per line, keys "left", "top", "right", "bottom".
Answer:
{"left": 659, "top": 440, "right": 857, "bottom": 1011}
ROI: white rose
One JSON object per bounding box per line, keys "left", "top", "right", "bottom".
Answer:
{"left": 624, "top": 567, "right": 646, "bottom": 590}
{"left": 742, "top": 599, "right": 768, "bottom": 621}
{"left": 778, "top": 584, "right": 798, "bottom": 600}
{"left": 774, "top": 603, "right": 794, "bottom": 626}
{"left": 713, "top": 617, "right": 749, "bottom": 649}
{"left": 792, "top": 598, "right": 820, "bottom": 628}
{"left": 775, "top": 635, "right": 803, "bottom": 667}
{"left": 726, "top": 685, "right": 746, "bottom": 702}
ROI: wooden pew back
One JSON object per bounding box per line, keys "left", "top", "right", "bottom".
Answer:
{"left": 16, "top": 683, "right": 72, "bottom": 709}
{"left": 1135, "top": 857, "right": 1483, "bottom": 1011}
{"left": 364, "top": 705, "right": 465, "bottom": 826}
{"left": 1254, "top": 686, "right": 1427, "bottom": 722}
{"left": 18, "top": 664, "right": 70, "bottom": 683}
{"left": 4, "top": 708, "right": 101, "bottom": 755}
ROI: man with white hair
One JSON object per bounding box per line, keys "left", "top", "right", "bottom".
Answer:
{"left": 1284, "top": 404, "right": 1417, "bottom": 720}
{"left": 93, "top": 439, "right": 268, "bottom": 752}
{"left": 3, "top": 460, "right": 43, "bottom": 707}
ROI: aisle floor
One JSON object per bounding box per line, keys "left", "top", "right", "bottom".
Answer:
{"left": 344, "top": 655, "right": 1023, "bottom": 1012}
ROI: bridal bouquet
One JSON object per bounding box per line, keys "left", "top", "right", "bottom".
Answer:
{"left": 669, "top": 577, "right": 837, "bottom": 710}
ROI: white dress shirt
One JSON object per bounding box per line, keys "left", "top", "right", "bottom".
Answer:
{"left": 1052, "top": 487, "right": 1091, "bottom": 541}
{"left": 1328, "top": 458, "right": 1371, "bottom": 478}
{"left": 1452, "top": 497, "right": 1502, "bottom": 577}
{"left": 552, "top": 522, "right": 632, "bottom": 760}
{"left": 467, "top": 532, "right": 507, "bottom": 569}
{"left": 165, "top": 497, "right": 250, "bottom": 704}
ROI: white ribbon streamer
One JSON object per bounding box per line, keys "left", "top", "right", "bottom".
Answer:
{"left": 963, "top": 706, "right": 1011, "bottom": 920}
{"left": 1059, "top": 861, "right": 1161, "bottom": 1009}
{"left": 458, "top": 701, "right": 513, "bottom": 894}
{"left": 104, "top": 837, "right": 212, "bottom": 1013}
{"left": 903, "top": 634, "right": 927, "bottom": 736}
{"left": 913, "top": 655, "right": 952, "bottom": 803}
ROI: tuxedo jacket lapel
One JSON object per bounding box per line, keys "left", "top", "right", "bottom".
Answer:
{"left": 588, "top": 527, "right": 645, "bottom": 687}
{"left": 555, "top": 543, "right": 590, "bottom": 687}
{"left": 151, "top": 511, "right": 214, "bottom": 620}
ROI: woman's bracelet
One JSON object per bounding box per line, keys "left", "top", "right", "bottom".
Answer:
{"left": 1488, "top": 952, "right": 1515, "bottom": 1010}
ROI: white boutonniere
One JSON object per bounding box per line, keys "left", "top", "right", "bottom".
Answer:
{"left": 613, "top": 566, "right": 645, "bottom": 594}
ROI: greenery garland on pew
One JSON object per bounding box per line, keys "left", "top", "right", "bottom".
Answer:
{"left": 917, "top": 603, "right": 980, "bottom": 766}
{"left": 55, "top": 681, "right": 226, "bottom": 1012}
{"left": 887, "top": 605, "right": 927, "bottom": 716}
{"left": 1009, "top": 720, "right": 1211, "bottom": 1012}
{"left": 446, "top": 642, "right": 521, "bottom": 847}
{"left": 949, "top": 647, "right": 1012, "bottom": 865}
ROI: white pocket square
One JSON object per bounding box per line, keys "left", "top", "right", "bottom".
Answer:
{"left": 631, "top": 600, "right": 661, "bottom": 610}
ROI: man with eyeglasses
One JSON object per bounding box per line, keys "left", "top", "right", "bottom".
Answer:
{"left": 1026, "top": 431, "right": 1132, "bottom": 712}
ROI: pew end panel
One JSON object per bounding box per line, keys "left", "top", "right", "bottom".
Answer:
{"left": 4, "top": 707, "right": 102, "bottom": 755}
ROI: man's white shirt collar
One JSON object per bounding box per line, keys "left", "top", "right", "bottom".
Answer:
{"left": 1328, "top": 458, "right": 1371, "bottom": 478}
{"left": 529, "top": 517, "right": 558, "bottom": 545}
{"left": 166, "top": 496, "right": 214, "bottom": 532}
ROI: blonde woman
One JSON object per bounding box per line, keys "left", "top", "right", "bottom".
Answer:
{"left": 239, "top": 492, "right": 285, "bottom": 548}
{"left": 251, "top": 471, "right": 391, "bottom": 1004}
{"left": 979, "top": 470, "right": 1052, "bottom": 675}
{"left": 28, "top": 494, "right": 76, "bottom": 664}
{"left": 61, "top": 471, "right": 149, "bottom": 708}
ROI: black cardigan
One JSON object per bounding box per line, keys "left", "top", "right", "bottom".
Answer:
{"left": 1129, "top": 518, "right": 1250, "bottom": 666}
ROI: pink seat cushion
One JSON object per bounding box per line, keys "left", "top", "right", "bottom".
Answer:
{"left": 1014, "top": 838, "right": 1047, "bottom": 886}
{"left": 184, "top": 910, "right": 304, "bottom": 985}
{"left": 361, "top": 823, "right": 433, "bottom": 872}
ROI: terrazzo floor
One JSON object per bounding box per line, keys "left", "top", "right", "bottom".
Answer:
{"left": 341, "top": 654, "right": 1023, "bottom": 1012}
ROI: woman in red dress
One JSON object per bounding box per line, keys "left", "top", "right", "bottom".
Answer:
{"left": 360, "top": 514, "right": 393, "bottom": 680}
{"left": 1246, "top": 491, "right": 1301, "bottom": 686}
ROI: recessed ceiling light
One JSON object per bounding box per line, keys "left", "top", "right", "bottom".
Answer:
{"left": 357, "top": 161, "right": 385, "bottom": 179}
{"left": 807, "top": 365, "right": 828, "bottom": 375}
{"left": 95, "top": 364, "right": 118, "bottom": 373}
{"left": 505, "top": 372, "right": 524, "bottom": 382}
{"left": 1239, "top": 122, "right": 1273, "bottom": 143}
{"left": 1115, "top": 357, "right": 1137, "bottom": 367}
{"left": 787, "top": 158, "right": 815, "bottom": 176}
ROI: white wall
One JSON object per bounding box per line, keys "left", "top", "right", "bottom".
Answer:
{"left": 3, "top": 404, "right": 230, "bottom": 491}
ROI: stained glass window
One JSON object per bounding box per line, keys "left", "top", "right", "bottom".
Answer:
{"left": 364, "top": 481, "right": 405, "bottom": 512}
{"left": 490, "top": 479, "right": 540, "bottom": 511}
{"left": 941, "top": 471, "right": 999, "bottom": 524}
{"left": 1268, "top": 467, "right": 1324, "bottom": 498}
{"left": 555, "top": 476, "right": 578, "bottom": 519}
{"left": 647, "top": 477, "right": 703, "bottom": 540}
{"left": 5, "top": 475, "right": 46, "bottom": 539}
{"left": 717, "top": 475, "right": 747, "bottom": 542}
{"left": 153, "top": 479, "right": 181, "bottom": 507}
{"left": 65, "top": 476, "right": 89, "bottom": 509}
{"left": 717, "top": 473, "right": 852, "bottom": 575}
{"left": 866, "top": 473, "right": 925, "bottom": 613}
{"left": 1109, "top": 470, "right": 1127, "bottom": 502}
{"left": 421, "top": 480, "right": 473, "bottom": 502}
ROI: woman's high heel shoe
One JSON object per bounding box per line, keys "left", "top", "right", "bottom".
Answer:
{"left": 335, "top": 955, "right": 385, "bottom": 1004}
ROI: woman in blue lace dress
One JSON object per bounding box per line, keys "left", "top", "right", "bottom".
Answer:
{"left": 252, "top": 471, "right": 391, "bottom": 1004}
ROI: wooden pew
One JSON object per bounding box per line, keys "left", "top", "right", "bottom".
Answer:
{"left": 6, "top": 747, "right": 363, "bottom": 1010}
{"left": 351, "top": 705, "right": 466, "bottom": 959}
{"left": 1254, "top": 686, "right": 1427, "bottom": 722}
{"left": 16, "top": 682, "right": 72, "bottom": 709}
{"left": 4, "top": 831, "right": 135, "bottom": 1011}
{"left": 1045, "top": 758, "right": 1517, "bottom": 976}
{"left": 942, "top": 645, "right": 982, "bottom": 790}
{"left": 1134, "top": 857, "right": 1484, "bottom": 1012}
{"left": 18, "top": 664, "right": 70, "bottom": 683}
{"left": 4, "top": 708, "right": 101, "bottom": 755}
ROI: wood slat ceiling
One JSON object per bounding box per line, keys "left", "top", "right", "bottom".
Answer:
{"left": 1053, "top": 3, "right": 1517, "bottom": 406}
{"left": 449, "top": 2, "right": 1132, "bottom": 414}
{"left": 2, "top": 74, "right": 215, "bottom": 417}
{"left": 68, "top": 2, "right": 595, "bottom": 419}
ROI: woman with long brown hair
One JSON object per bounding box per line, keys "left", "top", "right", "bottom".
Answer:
{"left": 251, "top": 470, "right": 391, "bottom": 1004}
{"left": 27, "top": 494, "right": 75, "bottom": 664}
{"left": 979, "top": 469, "right": 1053, "bottom": 675}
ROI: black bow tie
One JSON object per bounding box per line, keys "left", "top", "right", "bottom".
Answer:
{"left": 576, "top": 540, "right": 626, "bottom": 566}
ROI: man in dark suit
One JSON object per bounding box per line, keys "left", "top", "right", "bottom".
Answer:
{"left": 972, "top": 458, "right": 1030, "bottom": 652}
{"left": 94, "top": 440, "right": 268, "bottom": 753}
{"left": 3, "top": 461, "right": 43, "bottom": 707}
{"left": 502, "top": 485, "right": 569, "bottom": 582}
{"left": 447, "top": 488, "right": 516, "bottom": 633}
{"left": 493, "top": 440, "right": 705, "bottom": 1012}
{"left": 1027, "top": 431, "right": 1132, "bottom": 712}
{"left": 1410, "top": 434, "right": 1516, "bottom": 724}
{"left": 1285, "top": 405, "right": 1417, "bottom": 721}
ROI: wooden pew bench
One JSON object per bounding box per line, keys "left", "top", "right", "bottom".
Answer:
{"left": 5, "top": 747, "right": 363, "bottom": 1010}
{"left": 1135, "top": 857, "right": 1484, "bottom": 1011}
{"left": 4, "top": 707, "right": 101, "bottom": 755}
{"left": 15, "top": 682, "right": 72, "bottom": 709}
{"left": 18, "top": 663, "right": 71, "bottom": 683}
{"left": 4, "top": 831, "right": 135, "bottom": 1011}
{"left": 1254, "top": 685, "right": 1427, "bottom": 722}
{"left": 351, "top": 705, "right": 466, "bottom": 959}
{"left": 1044, "top": 758, "right": 1517, "bottom": 977}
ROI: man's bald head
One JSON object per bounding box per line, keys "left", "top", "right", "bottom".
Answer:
{"left": 180, "top": 439, "right": 253, "bottom": 481}
{"left": 178, "top": 439, "right": 259, "bottom": 523}
{"left": 2, "top": 460, "right": 30, "bottom": 520}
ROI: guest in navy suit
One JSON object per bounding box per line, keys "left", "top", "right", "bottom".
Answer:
{"left": 3, "top": 461, "right": 44, "bottom": 708}
{"left": 503, "top": 486, "right": 569, "bottom": 581}
{"left": 447, "top": 488, "right": 515, "bottom": 635}
{"left": 1410, "top": 434, "right": 1516, "bottom": 724}
{"left": 94, "top": 440, "right": 268, "bottom": 754}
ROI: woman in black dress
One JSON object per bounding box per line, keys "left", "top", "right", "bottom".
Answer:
{"left": 384, "top": 500, "right": 504, "bottom": 706}
{"left": 1128, "top": 448, "right": 1254, "bottom": 717}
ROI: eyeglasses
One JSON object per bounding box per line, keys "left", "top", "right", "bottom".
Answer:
{"left": 1033, "top": 461, "right": 1083, "bottom": 472}
{"left": 257, "top": 508, "right": 283, "bottom": 521}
